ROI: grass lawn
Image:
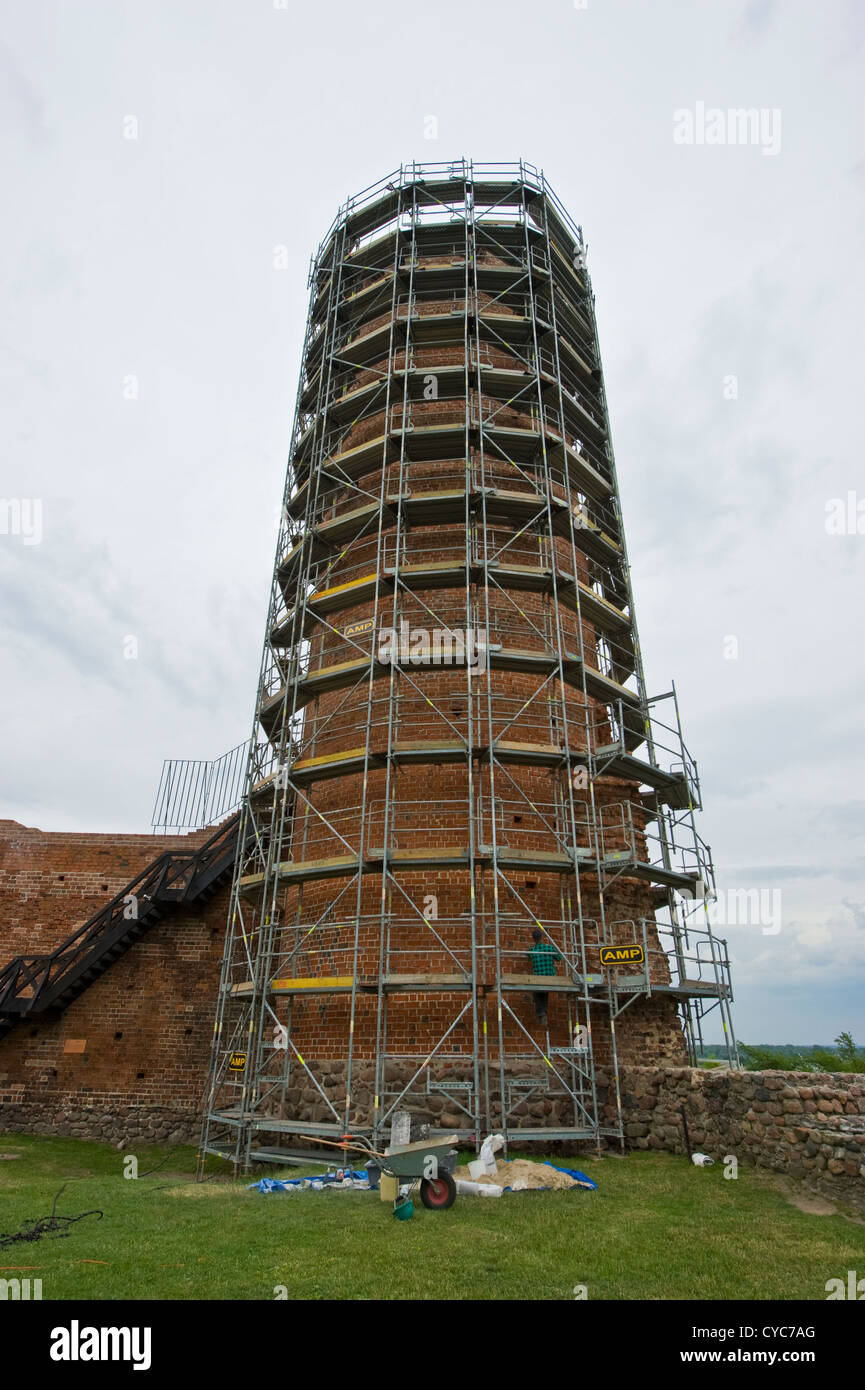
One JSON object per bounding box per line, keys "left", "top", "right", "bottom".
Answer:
{"left": 0, "top": 1134, "right": 862, "bottom": 1301}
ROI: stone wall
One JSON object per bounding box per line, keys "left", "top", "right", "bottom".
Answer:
{"left": 0, "top": 1100, "right": 198, "bottom": 1147}
{"left": 601, "top": 1064, "right": 865, "bottom": 1208}
{"left": 5, "top": 1037, "right": 865, "bottom": 1214}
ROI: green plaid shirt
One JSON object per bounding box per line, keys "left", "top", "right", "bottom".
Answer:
{"left": 529, "top": 942, "right": 561, "bottom": 977}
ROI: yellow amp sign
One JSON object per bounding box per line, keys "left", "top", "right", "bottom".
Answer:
{"left": 227, "top": 1052, "right": 247, "bottom": 1073}
{"left": 599, "top": 944, "right": 645, "bottom": 967}
{"left": 344, "top": 618, "right": 375, "bottom": 639}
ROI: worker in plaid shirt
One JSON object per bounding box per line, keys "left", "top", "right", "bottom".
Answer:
{"left": 528, "top": 928, "right": 562, "bottom": 1026}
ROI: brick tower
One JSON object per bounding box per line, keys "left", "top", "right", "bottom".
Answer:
{"left": 199, "top": 161, "right": 734, "bottom": 1169}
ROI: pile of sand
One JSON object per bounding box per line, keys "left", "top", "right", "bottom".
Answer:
{"left": 456, "top": 1159, "right": 580, "bottom": 1190}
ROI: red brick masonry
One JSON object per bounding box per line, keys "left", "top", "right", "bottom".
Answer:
{"left": 0, "top": 820, "right": 225, "bottom": 1141}
{"left": 4, "top": 819, "right": 860, "bottom": 1210}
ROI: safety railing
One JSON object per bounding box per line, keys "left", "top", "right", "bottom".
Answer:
{"left": 262, "top": 592, "right": 634, "bottom": 722}
{"left": 311, "top": 160, "right": 575, "bottom": 294}
{"left": 289, "top": 688, "right": 593, "bottom": 764}
{"left": 597, "top": 801, "right": 713, "bottom": 890}
{"left": 315, "top": 335, "right": 603, "bottom": 424}
{"left": 151, "top": 739, "right": 250, "bottom": 832}
{"left": 261, "top": 914, "right": 731, "bottom": 999}
{"left": 599, "top": 918, "right": 732, "bottom": 1000}
{"left": 270, "top": 586, "right": 630, "bottom": 683}
{"left": 535, "top": 345, "right": 606, "bottom": 433}
{"left": 591, "top": 698, "right": 700, "bottom": 801}
{"left": 278, "top": 797, "right": 604, "bottom": 865}
{"left": 286, "top": 409, "right": 623, "bottom": 526}
{"left": 322, "top": 337, "right": 538, "bottom": 408}
{"left": 400, "top": 246, "right": 531, "bottom": 275}
{"left": 272, "top": 933, "right": 600, "bottom": 992}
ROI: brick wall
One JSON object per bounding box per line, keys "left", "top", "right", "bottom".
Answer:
{"left": 0, "top": 816, "right": 688, "bottom": 1145}
{"left": 0, "top": 820, "right": 231, "bottom": 1143}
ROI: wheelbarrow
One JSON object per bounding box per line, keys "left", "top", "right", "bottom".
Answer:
{"left": 298, "top": 1133, "right": 459, "bottom": 1211}
{"left": 374, "top": 1135, "right": 459, "bottom": 1211}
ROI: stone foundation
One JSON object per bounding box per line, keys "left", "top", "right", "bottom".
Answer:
{"left": 4, "top": 1063, "right": 864, "bottom": 1212}
{"left": 0, "top": 1099, "right": 198, "bottom": 1147}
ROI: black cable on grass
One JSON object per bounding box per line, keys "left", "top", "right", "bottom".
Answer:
{"left": 0, "top": 1183, "right": 103, "bottom": 1249}
{"left": 6, "top": 1142, "right": 230, "bottom": 1219}
{"left": 135, "top": 1146, "right": 228, "bottom": 1191}
{"left": 134, "top": 1145, "right": 185, "bottom": 1180}
{"left": 0, "top": 1143, "right": 209, "bottom": 1249}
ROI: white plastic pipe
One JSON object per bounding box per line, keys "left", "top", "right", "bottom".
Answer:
{"left": 455, "top": 1179, "right": 503, "bottom": 1197}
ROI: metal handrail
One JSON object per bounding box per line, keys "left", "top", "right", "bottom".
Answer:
{"left": 0, "top": 813, "right": 242, "bottom": 1020}
{"left": 151, "top": 739, "right": 250, "bottom": 832}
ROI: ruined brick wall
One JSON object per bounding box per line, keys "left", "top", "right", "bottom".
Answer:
{"left": 0, "top": 819, "right": 216, "bottom": 956}
{"left": 0, "top": 820, "right": 231, "bottom": 1143}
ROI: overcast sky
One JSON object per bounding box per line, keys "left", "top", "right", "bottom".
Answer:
{"left": 1, "top": 0, "right": 863, "bottom": 1045}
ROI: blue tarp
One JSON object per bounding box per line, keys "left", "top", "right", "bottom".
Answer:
{"left": 247, "top": 1178, "right": 301, "bottom": 1192}
{"left": 247, "top": 1170, "right": 369, "bottom": 1193}
{"left": 247, "top": 1165, "right": 596, "bottom": 1195}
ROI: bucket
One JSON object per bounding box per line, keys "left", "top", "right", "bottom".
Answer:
{"left": 379, "top": 1173, "right": 398, "bottom": 1203}
{"left": 393, "top": 1198, "right": 414, "bottom": 1221}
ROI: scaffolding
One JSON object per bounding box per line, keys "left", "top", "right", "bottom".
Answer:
{"left": 198, "top": 160, "right": 736, "bottom": 1172}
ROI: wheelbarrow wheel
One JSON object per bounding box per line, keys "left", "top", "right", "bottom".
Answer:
{"left": 419, "top": 1172, "right": 456, "bottom": 1210}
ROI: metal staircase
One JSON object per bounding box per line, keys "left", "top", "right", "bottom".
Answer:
{"left": 0, "top": 812, "right": 243, "bottom": 1040}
